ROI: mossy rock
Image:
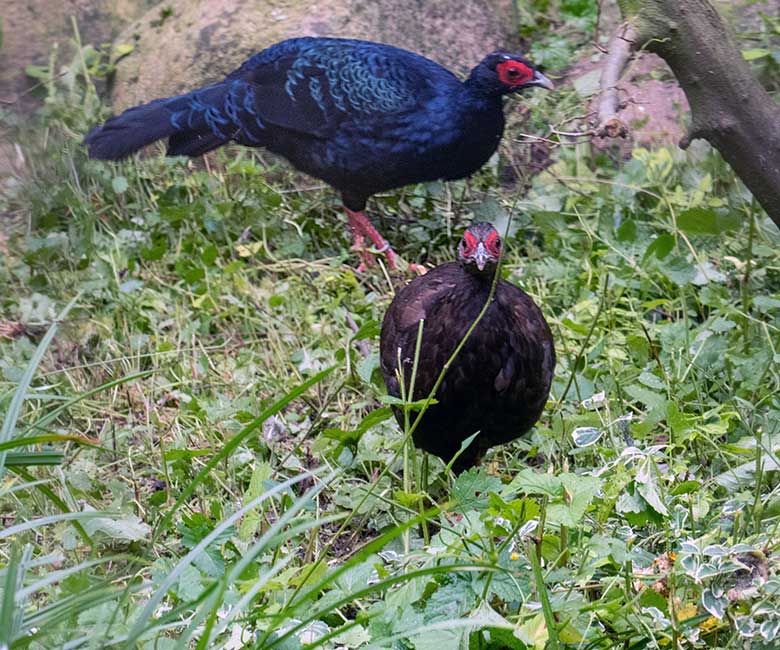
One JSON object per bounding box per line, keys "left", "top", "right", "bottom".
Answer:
{"left": 0, "top": 0, "right": 155, "bottom": 112}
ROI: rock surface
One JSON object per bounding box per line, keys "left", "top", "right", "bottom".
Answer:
{"left": 109, "top": 0, "right": 520, "bottom": 110}
{"left": 0, "top": 0, "right": 155, "bottom": 112}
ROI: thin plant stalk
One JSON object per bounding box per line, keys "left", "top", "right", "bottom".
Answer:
{"left": 526, "top": 539, "right": 561, "bottom": 650}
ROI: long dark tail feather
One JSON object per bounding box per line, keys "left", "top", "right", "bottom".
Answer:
{"left": 167, "top": 132, "right": 225, "bottom": 157}
{"left": 83, "top": 98, "right": 180, "bottom": 160}
{"left": 83, "top": 84, "right": 231, "bottom": 161}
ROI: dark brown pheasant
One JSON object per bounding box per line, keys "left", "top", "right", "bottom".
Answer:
{"left": 380, "top": 222, "right": 555, "bottom": 472}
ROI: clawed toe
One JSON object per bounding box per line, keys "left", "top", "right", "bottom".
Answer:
{"left": 345, "top": 207, "right": 398, "bottom": 272}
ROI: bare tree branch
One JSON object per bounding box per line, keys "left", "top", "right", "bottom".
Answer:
{"left": 605, "top": 0, "right": 780, "bottom": 226}
{"left": 596, "top": 22, "right": 639, "bottom": 138}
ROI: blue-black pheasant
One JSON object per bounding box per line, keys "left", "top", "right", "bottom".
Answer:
{"left": 84, "top": 38, "right": 553, "bottom": 269}
{"left": 380, "top": 222, "right": 555, "bottom": 472}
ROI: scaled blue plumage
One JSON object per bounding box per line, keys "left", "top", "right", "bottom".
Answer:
{"left": 84, "top": 36, "right": 550, "bottom": 212}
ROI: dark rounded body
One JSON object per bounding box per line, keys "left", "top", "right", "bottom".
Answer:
{"left": 380, "top": 262, "right": 555, "bottom": 471}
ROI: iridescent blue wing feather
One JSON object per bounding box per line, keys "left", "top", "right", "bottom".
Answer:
{"left": 83, "top": 37, "right": 455, "bottom": 160}
{"left": 228, "top": 38, "right": 448, "bottom": 137}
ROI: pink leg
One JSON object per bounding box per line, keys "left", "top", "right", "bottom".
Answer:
{"left": 345, "top": 207, "right": 397, "bottom": 271}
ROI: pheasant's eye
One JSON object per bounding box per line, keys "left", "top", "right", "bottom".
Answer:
{"left": 497, "top": 60, "right": 533, "bottom": 86}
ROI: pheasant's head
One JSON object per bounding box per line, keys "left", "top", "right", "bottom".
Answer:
{"left": 458, "top": 222, "right": 502, "bottom": 276}
{"left": 468, "top": 52, "right": 553, "bottom": 96}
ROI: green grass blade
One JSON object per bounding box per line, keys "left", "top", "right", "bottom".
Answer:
{"left": 0, "top": 510, "right": 117, "bottom": 540}
{"left": 0, "top": 476, "right": 52, "bottom": 499}
{"left": 0, "top": 544, "right": 26, "bottom": 648}
{"left": 0, "top": 433, "right": 100, "bottom": 453}
{"left": 18, "top": 557, "right": 114, "bottom": 600}
{"left": 0, "top": 294, "right": 80, "bottom": 479}
{"left": 5, "top": 451, "right": 65, "bottom": 465}
{"left": 527, "top": 539, "right": 560, "bottom": 650}
{"left": 10, "top": 467, "right": 93, "bottom": 547}
{"left": 266, "top": 563, "right": 504, "bottom": 649}
{"left": 24, "top": 584, "right": 127, "bottom": 633}
{"left": 152, "top": 365, "right": 335, "bottom": 541}
{"left": 198, "top": 509, "right": 346, "bottom": 646}
{"left": 125, "top": 468, "right": 332, "bottom": 648}
{"left": 179, "top": 492, "right": 345, "bottom": 648}
{"left": 21, "top": 369, "right": 155, "bottom": 436}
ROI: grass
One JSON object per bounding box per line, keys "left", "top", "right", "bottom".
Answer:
{"left": 2, "top": 5, "right": 780, "bottom": 648}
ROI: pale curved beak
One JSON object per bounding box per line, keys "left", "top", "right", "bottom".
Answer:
{"left": 474, "top": 242, "right": 489, "bottom": 271}
{"left": 529, "top": 70, "right": 554, "bottom": 90}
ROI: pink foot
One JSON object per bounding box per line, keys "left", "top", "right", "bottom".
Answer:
{"left": 345, "top": 207, "right": 398, "bottom": 271}
{"left": 349, "top": 233, "right": 371, "bottom": 272}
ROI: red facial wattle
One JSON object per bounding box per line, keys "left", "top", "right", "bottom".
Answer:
{"left": 497, "top": 60, "right": 533, "bottom": 87}
{"left": 484, "top": 229, "right": 501, "bottom": 256}
{"left": 462, "top": 230, "right": 478, "bottom": 255}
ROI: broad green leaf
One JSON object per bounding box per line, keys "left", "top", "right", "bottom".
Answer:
{"left": 624, "top": 384, "right": 667, "bottom": 419}
{"left": 753, "top": 295, "right": 780, "bottom": 312}
{"left": 671, "top": 480, "right": 701, "bottom": 496}
{"left": 239, "top": 462, "right": 273, "bottom": 541}
{"left": 636, "top": 456, "right": 669, "bottom": 516}
{"left": 677, "top": 208, "right": 741, "bottom": 235}
{"left": 25, "top": 64, "right": 50, "bottom": 80}
{"left": 702, "top": 587, "right": 727, "bottom": 619}
{"left": 515, "top": 612, "right": 549, "bottom": 650}
{"left": 506, "top": 470, "right": 602, "bottom": 526}
{"left": 546, "top": 473, "right": 603, "bottom": 526}
{"left": 662, "top": 256, "right": 696, "bottom": 286}
{"left": 645, "top": 234, "right": 675, "bottom": 260}
{"left": 714, "top": 455, "right": 780, "bottom": 491}
{"left": 357, "top": 352, "right": 380, "bottom": 384}
{"left": 452, "top": 468, "right": 502, "bottom": 513}
{"left": 571, "top": 426, "right": 603, "bottom": 447}
{"left": 112, "top": 42, "right": 135, "bottom": 59}
{"left": 112, "top": 176, "right": 129, "bottom": 194}
{"left": 322, "top": 407, "right": 393, "bottom": 447}
{"left": 638, "top": 371, "right": 665, "bottom": 390}
{"left": 84, "top": 512, "right": 151, "bottom": 542}
{"left": 505, "top": 468, "right": 562, "bottom": 498}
